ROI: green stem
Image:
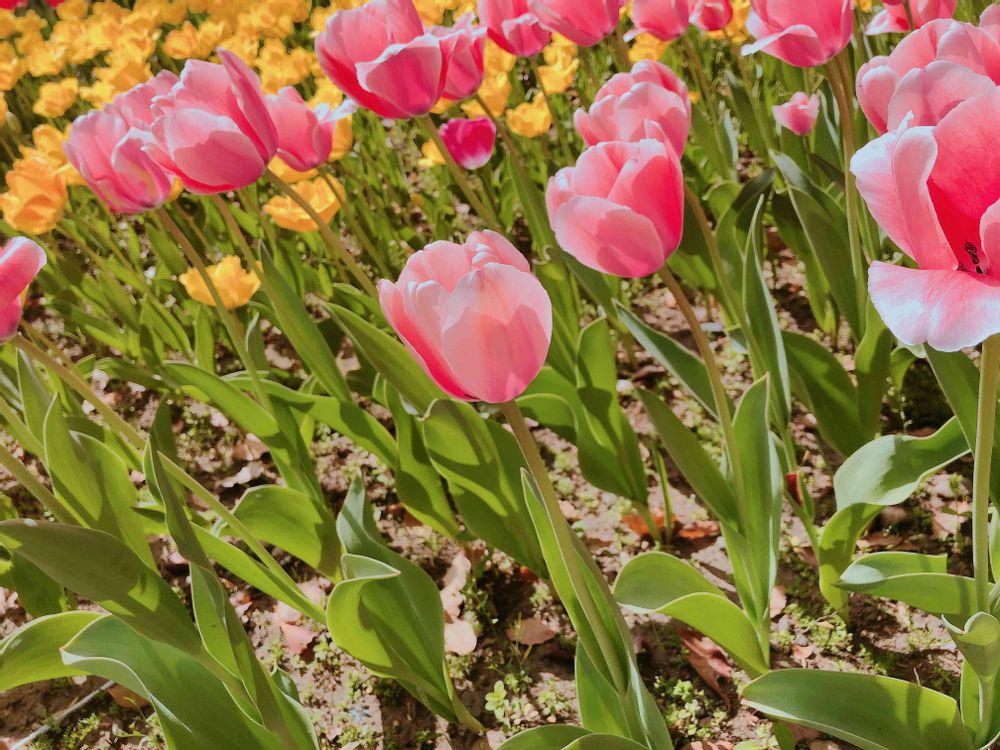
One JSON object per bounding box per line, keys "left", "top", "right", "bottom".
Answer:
{"left": 973, "top": 335, "right": 1000, "bottom": 613}
{"left": 977, "top": 673, "right": 997, "bottom": 747}
{"left": 902, "top": 0, "right": 917, "bottom": 29}
{"left": 416, "top": 115, "right": 502, "bottom": 231}
{"left": 684, "top": 183, "right": 745, "bottom": 327}
{"left": 265, "top": 170, "right": 378, "bottom": 297}
{"left": 499, "top": 401, "right": 628, "bottom": 693}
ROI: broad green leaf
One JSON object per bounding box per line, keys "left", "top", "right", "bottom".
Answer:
{"left": 327, "top": 477, "right": 462, "bottom": 723}
{"left": 423, "top": 400, "right": 545, "bottom": 572}
{"left": 62, "top": 616, "right": 283, "bottom": 750}
{"left": 837, "top": 552, "right": 976, "bottom": 619}
{"left": 614, "top": 552, "right": 769, "bottom": 676}
{"left": 944, "top": 612, "right": 1000, "bottom": 683}
{"left": 744, "top": 669, "right": 973, "bottom": 750}
{"left": 0, "top": 520, "right": 201, "bottom": 655}
{"left": 855, "top": 303, "right": 893, "bottom": 438}
{"left": 0, "top": 611, "right": 104, "bottom": 692}
{"left": 784, "top": 331, "right": 866, "bottom": 456}
{"left": 616, "top": 301, "right": 723, "bottom": 419}
{"left": 497, "top": 726, "right": 591, "bottom": 750}
{"left": 233, "top": 485, "right": 340, "bottom": 577}
{"left": 637, "top": 389, "right": 738, "bottom": 526}
{"left": 771, "top": 193, "right": 836, "bottom": 334}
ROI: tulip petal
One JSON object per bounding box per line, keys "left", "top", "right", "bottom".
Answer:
{"left": 0, "top": 237, "right": 46, "bottom": 305}
{"left": 869, "top": 261, "right": 1000, "bottom": 351}
{"left": 0, "top": 296, "right": 23, "bottom": 343}
{"left": 356, "top": 36, "right": 445, "bottom": 119}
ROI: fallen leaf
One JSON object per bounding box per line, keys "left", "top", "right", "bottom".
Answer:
{"left": 445, "top": 620, "right": 477, "bottom": 655}
{"left": 809, "top": 742, "right": 843, "bottom": 750}
{"left": 683, "top": 742, "right": 733, "bottom": 750}
{"left": 232, "top": 433, "right": 268, "bottom": 461}
{"left": 792, "top": 643, "right": 814, "bottom": 666}
{"left": 278, "top": 620, "right": 315, "bottom": 656}
{"left": 677, "top": 519, "right": 721, "bottom": 540}
{"left": 677, "top": 626, "right": 731, "bottom": 705}
{"left": 220, "top": 461, "right": 264, "bottom": 488}
{"left": 507, "top": 617, "right": 557, "bottom": 646}
{"left": 108, "top": 684, "right": 150, "bottom": 710}
{"left": 769, "top": 586, "right": 787, "bottom": 619}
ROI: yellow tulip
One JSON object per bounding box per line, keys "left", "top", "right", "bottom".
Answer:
{"left": 461, "top": 73, "right": 511, "bottom": 118}
{"left": 629, "top": 33, "right": 669, "bottom": 63}
{"left": 329, "top": 116, "right": 353, "bottom": 162}
{"left": 257, "top": 40, "right": 312, "bottom": 93}
{"left": 0, "top": 156, "right": 69, "bottom": 235}
{"left": 412, "top": 0, "right": 445, "bottom": 26}
{"left": 506, "top": 95, "right": 551, "bottom": 139}
{"left": 537, "top": 56, "right": 579, "bottom": 94}
{"left": 0, "top": 43, "right": 24, "bottom": 91}
{"left": 268, "top": 157, "right": 317, "bottom": 184}
{"left": 180, "top": 256, "right": 262, "bottom": 310}
{"left": 33, "top": 78, "right": 78, "bottom": 118}
{"left": 0, "top": 11, "right": 15, "bottom": 39}
{"left": 0, "top": 94, "right": 6, "bottom": 122}
{"left": 707, "top": 0, "right": 751, "bottom": 44}
{"left": 309, "top": 77, "right": 345, "bottom": 110}
{"left": 483, "top": 41, "right": 516, "bottom": 77}
{"left": 164, "top": 21, "right": 209, "bottom": 60}
{"left": 543, "top": 34, "right": 577, "bottom": 66}
{"left": 264, "top": 176, "right": 344, "bottom": 233}
{"left": 417, "top": 140, "right": 446, "bottom": 169}
{"left": 23, "top": 124, "right": 68, "bottom": 167}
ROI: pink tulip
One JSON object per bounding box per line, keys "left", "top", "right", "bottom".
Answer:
{"left": 743, "top": 0, "right": 853, "bottom": 68}
{"left": 0, "top": 238, "right": 46, "bottom": 342}
{"left": 856, "top": 19, "right": 1000, "bottom": 134}
{"left": 144, "top": 49, "right": 277, "bottom": 195}
{"left": 573, "top": 60, "right": 691, "bottom": 156}
{"left": 478, "top": 0, "right": 552, "bottom": 57}
{"left": 866, "top": 0, "right": 957, "bottom": 35}
{"left": 629, "top": 0, "right": 691, "bottom": 42}
{"left": 439, "top": 117, "right": 497, "bottom": 169}
{"left": 692, "top": 0, "right": 734, "bottom": 32}
{"left": 432, "top": 14, "right": 487, "bottom": 102}
{"left": 546, "top": 139, "right": 684, "bottom": 278}
{"left": 379, "top": 230, "right": 552, "bottom": 403}
{"left": 266, "top": 87, "right": 333, "bottom": 173}
{"left": 315, "top": 0, "right": 448, "bottom": 119}
{"left": 772, "top": 91, "right": 821, "bottom": 135}
{"left": 851, "top": 88, "right": 1000, "bottom": 351}
{"left": 65, "top": 72, "right": 179, "bottom": 214}
{"left": 527, "top": 0, "right": 627, "bottom": 47}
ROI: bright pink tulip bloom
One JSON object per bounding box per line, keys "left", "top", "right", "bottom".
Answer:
{"left": 432, "top": 14, "right": 487, "bottom": 102}
{"left": 439, "top": 117, "right": 497, "bottom": 169}
{"left": 266, "top": 87, "right": 333, "bottom": 173}
{"left": 573, "top": 60, "right": 691, "bottom": 155}
{"left": 0, "top": 238, "right": 46, "bottom": 342}
{"left": 144, "top": 49, "right": 277, "bottom": 195}
{"left": 546, "top": 139, "right": 684, "bottom": 278}
{"left": 692, "top": 0, "right": 734, "bottom": 31}
{"left": 379, "top": 231, "right": 552, "bottom": 403}
{"left": 478, "top": 0, "right": 552, "bottom": 57}
{"left": 527, "top": 0, "right": 627, "bottom": 47}
{"left": 743, "top": 0, "right": 853, "bottom": 68}
{"left": 629, "top": 0, "right": 690, "bottom": 41}
{"left": 866, "top": 0, "right": 957, "bottom": 35}
{"left": 852, "top": 89, "right": 1000, "bottom": 351}
{"left": 856, "top": 19, "right": 1000, "bottom": 134}
{"left": 772, "top": 92, "right": 821, "bottom": 135}
{"left": 65, "top": 72, "right": 178, "bottom": 214}
{"left": 315, "top": 0, "right": 448, "bottom": 119}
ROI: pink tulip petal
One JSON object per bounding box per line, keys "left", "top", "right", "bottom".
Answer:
{"left": 158, "top": 110, "right": 267, "bottom": 194}
{"left": 0, "top": 296, "right": 23, "bottom": 342}
{"left": 0, "top": 237, "right": 46, "bottom": 305}
{"left": 554, "top": 196, "right": 666, "bottom": 278}
{"left": 356, "top": 36, "right": 445, "bottom": 119}
{"left": 886, "top": 60, "right": 995, "bottom": 132}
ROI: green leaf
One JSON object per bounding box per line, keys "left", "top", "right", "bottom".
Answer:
{"left": 614, "top": 552, "right": 769, "bottom": 676}
{"left": 743, "top": 669, "right": 973, "bottom": 750}
{"left": 784, "top": 331, "right": 866, "bottom": 456}
{"left": 616, "top": 301, "right": 722, "bottom": 419}
{"left": 62, "top": 616, "right": 283, "bottom": 750}
{"left": 837, "top": 552, "right": 977, "bottom": 620}
{"left": 0, "top": 520, "right": 201, "bottom": 655}
{"left": 0, "top": 611, "right": 104, "bottom": 692}
{"left": 422, "top": 400, "right": 545, "bottom": 573}
{"left": 771, "top": 193, "right": 836, "bottom": 334}
{"left": 327, "top": 477, "right": 462, "bottom": 723}
{"left": 497, "top": 726, "right": 591, "bottom": 750}
{"left": 637, "top": 389, "right": 738, "bottom": 525}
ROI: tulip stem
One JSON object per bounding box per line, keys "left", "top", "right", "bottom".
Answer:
{"left": 901, "top": 0, "right": 917, "bottom": 29}
{"left": 157, "top": 207, "right": 276, "bottom": 415}
{"left": 500, "top": 400, "right": 628, "bottom": 693}
{"left": 684, "top": 183, "right": 745, "bottom": 328}
{"left": 657, "top": 265, "right": 745, "bottom": 529}
{"left": 973, "top": 335, "right": 1000, "bottom": 614}
{"left": 265, "top": 170, "right": 378, "bottom": 297}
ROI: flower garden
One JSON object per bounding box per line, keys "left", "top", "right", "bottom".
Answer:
{"left": 1, "top": 0, "right": 999, "bottom": 748}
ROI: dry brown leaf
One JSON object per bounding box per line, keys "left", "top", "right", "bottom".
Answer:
{"left": 769, "top": 586, "right": 787, "bottom": 619}
{"left": 677, "top": 626, "right": 731, "bottom": 705}
{"left": 682, "top": 741, "right": 733, "bottom": 750}
{"left": 108, "top": 684, "right": 150, "bottom": 710}
{"left": 677, "top": 519, "right": 721, "bottom": 541}
{"left": 232, "top": 433, "right": 268, "bottom": 461}
{"left": 507, "top": 617, "right": 558, "bottom": 646}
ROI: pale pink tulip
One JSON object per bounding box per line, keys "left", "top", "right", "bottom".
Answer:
{"left": 439, "top": 117, "right": 497, "bottom": 169}
{"left": 743, "top": 0, "right": 853, "bottom": 68}
{"left": 772, "top": 91, "right": 821, "bottom": 135}
{"left": 0, "top": 238, "right": 46, "bottom": 342}
{"left": 866, "top": 0, "right": 957, "bottom": 35}
{"left": 629, "top": 0, "right": 690, "bottom": 41}
{"left": 851, "top": 88, "right": 1000, "bottom": 351}
{"left": 856, "top": 19, "right": 1000, "bottom": 134}
{"left": 573, "top": 60, "right": 691, "bottom": 155}
{"left": 266, "top": 87, "right": 333, "bottom": 173}
{"left": 546, "top": 139, "right": 684, "bottom": 278}
{"left": 478, "top": 0, "right": 552, "bottom": 57}
{"left": 66, "top": 73, "right": 179, "bottom": 214}
{"left": 692, "top": 0, "right": 734, "bottom": 32}
{"left": 527, "top": 0, "right": 627, "bottom": 47}
{"left": 432, "top": 14, "right": 487, "bottom": 102}
{"left": 315, "top": 0, "right": 447, "bottom": 119}
{"left": 144, "top": 49, "right": 277, "bottom": 195}
{"left": 379, "top": 231, "right": 552, "bottom": 403}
